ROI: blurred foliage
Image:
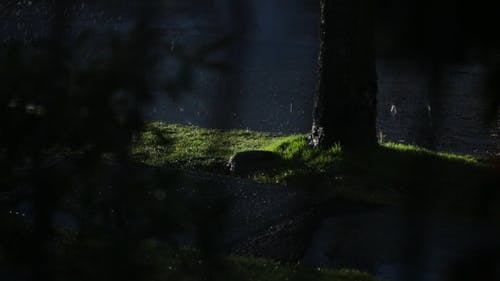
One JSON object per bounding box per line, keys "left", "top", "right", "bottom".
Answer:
{"left": 0, "top": 1, "right": 232, "bottom": 280}
{"left": 0, "top": 2, "right": 376, "bottom": 280}
{"left": 1, "top": 1, "right": 497, "bottom": 280}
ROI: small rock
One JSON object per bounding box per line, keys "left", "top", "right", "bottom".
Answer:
{"left": 227, "top": 151, "right": 282, "bottom": 175}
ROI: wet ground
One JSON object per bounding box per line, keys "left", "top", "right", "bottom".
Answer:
{"left": 302, "top": 209, "right": 500, "bottom": 281}
{"left": 2, "top": 4, "right": 500, "bottom": 279}
{"left": 168, "top": 169, "right": 500, "bottom": 281}
{"left": 3, "top": 155, "right": 500, "bottom": 281}
{"left": 2, "top": 0, "right": 499, "bottom": 158}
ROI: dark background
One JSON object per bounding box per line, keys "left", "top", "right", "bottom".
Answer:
{"left": 1, "top": 2, "right": 499, "bottom": 281}
{"left": 2, "top": 0, "right": 499, "bottom": 157}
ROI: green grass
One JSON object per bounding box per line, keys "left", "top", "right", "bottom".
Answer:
{"left": 132, "top": 122, "right": 289, "bottom": 172}
{"left": 264, "top": 135, "right": 343, "bottom": 169}
{"left": 381, "top": 142, "right": 479, "bottom": 164}
{"left": 135, "top": 241, "right": 378, "bottom": 281}
{"left": 131, "top": 123, "right": 343, "bottom": 182}
{"left": 261, "top": 134, "right": 499, "bottom": 217}
{"left": 132, "top": 122, "right": 500, "bottom": 218}
{"left": 1, "top": 226, "right": 379, "bottom": 281}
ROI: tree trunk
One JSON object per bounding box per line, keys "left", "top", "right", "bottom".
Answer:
{"left": 311, "top": 0, "right": 377, "bottom": 148}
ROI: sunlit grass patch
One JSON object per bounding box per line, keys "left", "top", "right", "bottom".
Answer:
{"left": 132, "top": 122, "right": 288, "bottom": 170}
{"left": 381, "top": 142, "right": 479, "bottom": 165}
{"left": 132, "top": 122, "right": 485, "bottom": 181}
{"left": 132, "top": 123, "right": 500, "bottom": 217}
{"left": 264, "top": 135, "right": 343, "bottom": 172}
{"left": 133, "top": 123, "right": 487, "bottom": 177}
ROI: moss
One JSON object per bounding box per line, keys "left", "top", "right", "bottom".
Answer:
{"left": 381, "top": 142, "right": 479, "bottom": 164}
{"left": 132, "top": 122, "right": 500, "bottom": 218}
{"left": 132, "top": 122, "right": 288, "bottom": 172}
{"left": 265, "top": 135, "right": 343, "bottom": 170}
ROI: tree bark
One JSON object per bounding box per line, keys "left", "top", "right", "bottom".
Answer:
{"left": 311, "top": 0, "right": 377, "bottom": 148}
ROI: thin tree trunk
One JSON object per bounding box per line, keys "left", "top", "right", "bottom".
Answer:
{"left": 311, "top": 0, "right": 377, "bottom": 148}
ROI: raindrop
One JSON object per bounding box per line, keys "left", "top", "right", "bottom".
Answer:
{"left": 390, "top": 104, "right": 397, "bottom": 116}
